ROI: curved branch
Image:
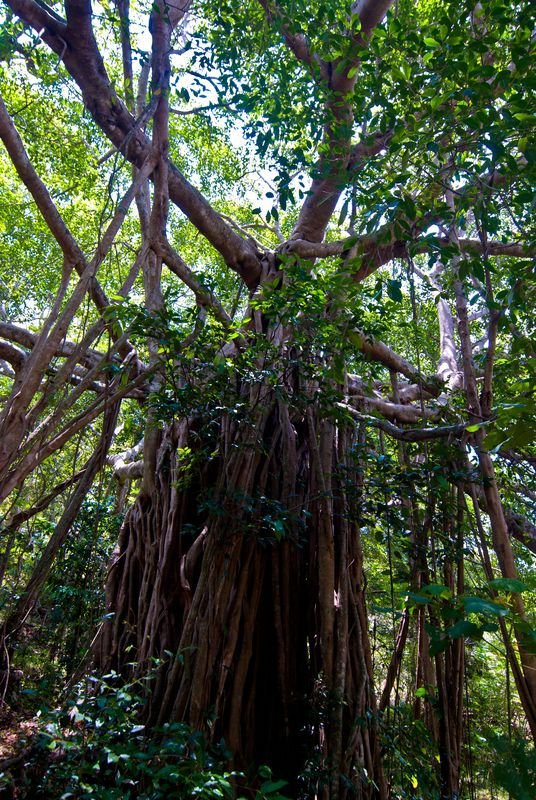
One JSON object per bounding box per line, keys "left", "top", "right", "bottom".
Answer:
{"left": 290, "top": 2, "right": 395, "bottom": 243}
{"left": 1, "top": 469, "right": 85, "bottom": 534}
{"left": 257, "top": 0, "right": 328, "bottom": 79}
{"left": 504, "top": 511, "right": 536, "bottom": 557}
{"left": 338, "top": 402, "right": 466, "bottom": 441}
{"left": 285, "top": 234, "right": 535, "bottom": 262}
{"left": 354, "top": 395, "right": 438, "bottom": 423}
{"left": 0, "top": 321, "right": 102, "bottom": 368}
{"left": 347, "top": 332, "right": 440, "bottom": 394}
{"left": 0, "top": 368, "right": 148, "bottom": 503}
{"left": 350, "top": 0, "right": 395, "bottom": 34}
{"left": 349, "top": 130, "right": 393, "bottom": 168}
{"left": 0, "top": 341, "right": 26, "bottom": 372}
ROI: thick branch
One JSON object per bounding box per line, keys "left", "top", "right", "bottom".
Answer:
{"left": 257, "top": 0, "right": 326, "bottom": 78}
{"left": 0, "top": 321, "right": 102, "bottom": 368}
{"left": 348, "top": 130, "right": 393, "bottom": 169}
{"left": 350, "top": 0, "right": 395, "bottom": 34}
{"left": 113, "top": 460, "right": 144, "bottom": 482}
{"left": 0, "top": 341, "right": 26, "bottom": 372}
{"left": 504, "top": 511, "right": 536, "bottom": 557}
{"left": 285, "top": 235, "right": 535, "bottom": 262}
{"left": 338, "top": 403, "right": 466, "bottom": 442}
{"left": 290, "top": 1, "right": 394, "bottom": 242}
{"left": 347, "top": 333, "right": 440, "bottom": 394}
{"left": 353, "top": 395, "right": 438, "bottom": 423}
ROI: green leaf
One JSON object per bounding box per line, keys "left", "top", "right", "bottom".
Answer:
{"left": 488, "top": 578, "right": 527, "bottom": 594}
{"left": 260, "top": 779, "right": 288, "bottom": 793}
{"left": 420, "top": 583, "right": 452, "bottom": 599}
{"left": 338, "top": 198, "right": 349, "bottom": 226}
{"left": 407, "top": 592, "right": 432, "bottom": 605}
{"left": 429, "top": 636, "right": 449, "bottom": 656}
{"left": 447, "top": 620, "right": 480, "bottom": 639}
{"left": 462, "top": 596, "right": 510, "bottom": 617}
{"left": 400, "top": 61, "right": 411, "bottom": 81}
{"left": 387, "top": 279, "right": 403, "bottom": 302}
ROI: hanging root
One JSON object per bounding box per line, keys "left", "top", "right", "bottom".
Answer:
{"left": 98, "top": 393, "right": 385, "bottom": 798}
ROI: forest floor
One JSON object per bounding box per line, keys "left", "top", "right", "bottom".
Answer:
{"left": 0, "top": 704, "right": 37, "bottom": 799}
{"left": 0, "top": 706, "right": 36, "bottom": 761}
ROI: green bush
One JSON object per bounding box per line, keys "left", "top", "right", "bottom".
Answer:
{"left": 8, "top": 674, "right": 290, "bottom": 800}
{"left": 489, "top": 733, "right": 536, "bottom": 800}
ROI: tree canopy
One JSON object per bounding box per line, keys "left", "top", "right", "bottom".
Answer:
{"left": 0, "top": 1, "right": 535, "bottom": 798}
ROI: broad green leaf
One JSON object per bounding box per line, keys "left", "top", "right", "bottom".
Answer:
{"left": 260, "top": 779, "right": 289, "bottom": 793}
{"left": 488, "top": 578, "right": 527, "bottom": 593}
{"left": 463, "top": 596, "right": 510, "bottom": 617}
{"left": 407, "top": 592, "right": 432, "bottom": 605}
{"left": 420, "top": 583, "right": 452, "bottom": 599}
{"left": 447, "top": 620, "right": 480, "bottom": 639}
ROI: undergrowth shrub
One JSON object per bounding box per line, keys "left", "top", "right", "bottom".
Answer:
{"left": 1, "top": 673, "right": 289, "bottom": 800}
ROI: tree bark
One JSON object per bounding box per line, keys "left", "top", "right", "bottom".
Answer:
{"left": 98, "top": 371, "right": 386, "bottom": 797}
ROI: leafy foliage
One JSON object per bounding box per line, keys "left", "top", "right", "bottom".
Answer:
{"left": 0, "top": 0, "right": 535, "bottom": 797}
{"left": 4, "top": 674, "right": 290, "bottom": 799}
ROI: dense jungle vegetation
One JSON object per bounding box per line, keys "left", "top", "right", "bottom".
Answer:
{"left": 0, "top": 0, "right": 535, "bottom": 797}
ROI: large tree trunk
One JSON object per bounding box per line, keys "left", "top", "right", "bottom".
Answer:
{"left": 99, "top": 373, "right": 386, "bottom": 797}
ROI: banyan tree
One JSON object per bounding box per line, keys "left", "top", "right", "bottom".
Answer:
{"left": 0, "top": 0, "right": 535, "bottom": 797}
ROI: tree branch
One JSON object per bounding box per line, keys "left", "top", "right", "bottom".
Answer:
{"left": 349, "top": 130, "right": 393, "bottom": 169}
{"left": 1, "top": 469, "right": 86, "bottom": 534}
{"left": 0, "top": 322, "right": 103, "bottom": 369}
{"left": 257, "top": 0, "right": 327, "bottom": 79}
{"left": 157, "top": 239, "right": 231, "bottom": 324}
{"left": 285, "top": 234, "right": 535, "bottom": 262}
{"left": 0, "top": 368, "right": 148, "bottom": 503}
{"left": 337, "top": 402, "right": 466, "bottom": 442}
{"left": 290, "top": 1, "right": 394, "bottom": 243}
{"left": 348, "top": 333, "right": 440, "bottom": 394}
{"left": 0, "top": 341, "right": 26, "bottom": 372}
{"left": 349, "top": 395, "right": 438, "bottom": 424}
{"left": 0, "top": 92, "right": 83, "bottom": 266}
{"left": 6, "top": 0, "right": 262, "bottom": 288}
{"left": 350, "top": 0, "right": 395, "bottom": 34}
